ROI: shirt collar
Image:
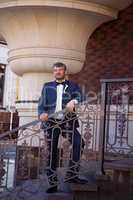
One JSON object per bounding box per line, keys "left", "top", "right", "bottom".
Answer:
{"left": 55, "top": 79, "right": 66, "bottom": 85}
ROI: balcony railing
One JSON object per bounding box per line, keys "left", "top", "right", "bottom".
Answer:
{"left": 0, "top": 78, "right": 133, "bottom": 199}
{"left": 0, "top": 99, "right": 100, "bottom": 194}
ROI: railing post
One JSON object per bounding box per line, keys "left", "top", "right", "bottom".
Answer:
{"left": 97, "top": 80, "right": 108, "bottom": 176}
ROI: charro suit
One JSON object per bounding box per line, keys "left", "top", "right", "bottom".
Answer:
{"left": 38, "top": 80, "right": 84, "bottom": 183}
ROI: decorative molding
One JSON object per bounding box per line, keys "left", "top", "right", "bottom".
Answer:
{"left": 0, "top": 0, "right": 118, "bottom": 18}
{"left": 8, "top": 47, "right": 85, "bottom": 63}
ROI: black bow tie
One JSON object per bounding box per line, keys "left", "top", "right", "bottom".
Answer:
{"left": 56, "top": 81, "right": 66, "bottom": 85}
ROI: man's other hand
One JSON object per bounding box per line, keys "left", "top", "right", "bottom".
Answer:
{"left": 66, "top": 99, "right": 78, "bottom": 112}
{"left": 39, "top": 113, "right": 48, "bottom": 121}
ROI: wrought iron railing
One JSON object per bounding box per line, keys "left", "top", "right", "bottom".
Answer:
{"left": 0, "top": 79, "right": 133, "bottom": 200}
{"left": 0, "top": 99, "right": 100, "bottom": 196}
{"left": 0, "top": 78, "right": 133, "bottom": 199}
{"left": 99, "top": 78, "right": 133, "bottom": 174}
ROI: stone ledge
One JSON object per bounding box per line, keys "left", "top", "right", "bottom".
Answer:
{"left": 70, "top": 183, "right": 98, "bottom": 192}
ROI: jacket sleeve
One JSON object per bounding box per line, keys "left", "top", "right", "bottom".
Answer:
{"left": 38, "top": 83, "right": 48, "bottom": 117}
{"left": 71, "top": 83, "right": 84, "bottom": 103}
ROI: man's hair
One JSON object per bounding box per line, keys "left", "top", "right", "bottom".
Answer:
{"left": 53, "top": 62, "right": 67, "bottom": 71}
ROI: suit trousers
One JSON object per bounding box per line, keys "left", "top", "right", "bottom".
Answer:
{"left": 45, "top": 117, "right": 84, "bottom": 185}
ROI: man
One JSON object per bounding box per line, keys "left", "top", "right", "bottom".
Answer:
{"left": 38, "top": 62, "right": 87, "bottom": 193}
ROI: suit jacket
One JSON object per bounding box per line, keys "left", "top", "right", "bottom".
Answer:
{"left": 38, "top": 80, "right": 83, "bottom": 128}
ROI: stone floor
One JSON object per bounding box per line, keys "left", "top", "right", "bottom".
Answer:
{"left": 0, "top": 162, "right": 96, "bottom": 200}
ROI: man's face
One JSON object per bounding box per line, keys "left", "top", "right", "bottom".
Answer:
{"left": 53, "top": 66, "right": 66, "bottom": 80}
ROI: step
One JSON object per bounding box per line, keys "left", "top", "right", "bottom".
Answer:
{"left": 70, "top": 183, "right": 98, "bottom": 200}
{"left": 47, "top": 192, "right": 73, "bottom": 200}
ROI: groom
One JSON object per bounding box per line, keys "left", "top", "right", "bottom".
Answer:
{"left": 38, "top": 62, "right": 87, "bottom": 193}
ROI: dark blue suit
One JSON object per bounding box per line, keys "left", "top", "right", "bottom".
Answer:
{"left": 38, "top": 80, "right": 82, "bottom": 117}
{"left": 38, "top": 80, "right": 84, "bottom": 183}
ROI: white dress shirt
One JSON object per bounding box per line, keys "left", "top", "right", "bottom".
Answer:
{"left": 54, "top": 82, "right": 78, "bottom": 119}
{"left": 55, "top": 84, "right": 64, "bottom": 119}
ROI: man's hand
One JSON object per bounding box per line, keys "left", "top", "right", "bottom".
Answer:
{"left": 39, "top": 113, "right": 48, "bottom": 121}
{"left": 66, "top": 99, "right": 78, "bottom": 112}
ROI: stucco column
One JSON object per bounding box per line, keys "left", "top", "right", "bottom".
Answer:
{"left": 0, "top": 0, "right": 132, "bottom": 125}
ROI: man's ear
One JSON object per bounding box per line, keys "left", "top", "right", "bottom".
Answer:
{"left": 65, "top": 72, "right": 69, "bottom": 80}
